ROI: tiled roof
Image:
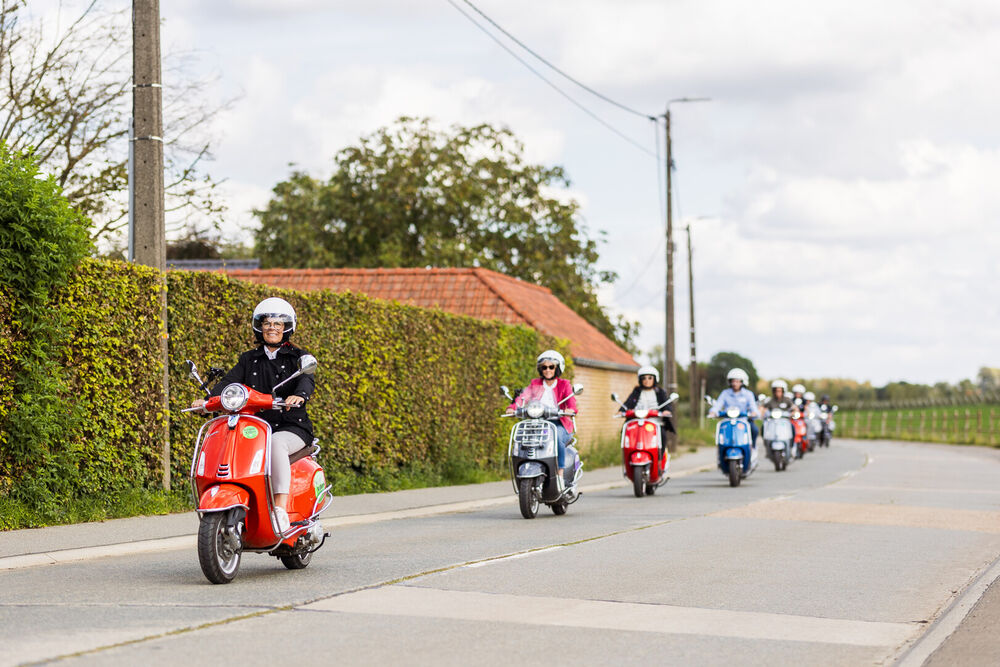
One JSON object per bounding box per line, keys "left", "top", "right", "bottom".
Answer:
{"left": 219, "top": 267, "right": 637, "bottom": 367}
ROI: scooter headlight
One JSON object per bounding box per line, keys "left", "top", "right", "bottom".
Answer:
{"left": 634, "top": 409, "right": 649, "bottom": 419}
{"left": 220, "top": 383, "right": 249, "bottom": 412}
{"left": 771, "top": 409, "right": 782, "bottom": 419}
{"left": 525, "top": 400, "right": 545, "bottom": 419}
{"left": 726, "top": 406, "right": 740, "bottom": 419}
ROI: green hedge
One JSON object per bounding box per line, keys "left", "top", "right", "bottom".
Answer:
{"left": 167, "top": 270, "right": 566, "bottom": 490}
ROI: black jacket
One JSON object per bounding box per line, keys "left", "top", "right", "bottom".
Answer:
{"left": 620, "top": 386, "right": 676, "bottom": 433}
{"left": 211, "top": 343, "right": 316, "bottom": 444}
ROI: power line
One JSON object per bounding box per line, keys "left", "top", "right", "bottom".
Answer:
{"left": 458, "top": 0, "right": 655, "bottom": 121}
{"left": 445, "top": 0, "right": 657, "bottom": 159}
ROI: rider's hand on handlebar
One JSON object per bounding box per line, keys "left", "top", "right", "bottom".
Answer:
{"left": 505, "top": 408, "right": 515, "bottom": 416}
{"left": 284, "top": 395, "right": 305, "bottom": 410}
{"left": 191, "top": 398, "right": 206, "bottom": 410}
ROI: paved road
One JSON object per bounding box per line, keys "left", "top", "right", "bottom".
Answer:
{"left": 2, "top": 439, "right": 999, "bottom": 666}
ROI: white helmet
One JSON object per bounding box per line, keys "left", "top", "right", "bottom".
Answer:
{"left": 637, "top": 365, "right": 659, "bottom": 383}
{"left": 771, "top": 379, "right": 788, "bottom": 391}
{"left": 792, "top": 383, "right": 806, "bottom": 394}
{"left": 252, "top": 297, "right": 296, "bottom": 342}
{"left": 726, "top": 368, "right": 749, "bottom": 384}
{"left": 804, "top": 391, "right": 816, "bottom": 401}
{"left": 536, "top": 350, "right": 565, "bottom": 376}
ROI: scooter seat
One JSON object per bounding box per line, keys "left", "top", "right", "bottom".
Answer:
{"left": 289, "top": 442, "right": 321, "bottom": 465}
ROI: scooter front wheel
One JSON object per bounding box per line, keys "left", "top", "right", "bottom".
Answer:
{"left": 198, "top": 512, "right": 242, "bottom": 584}
{"left": 518, "top": 478, "right": 539, "bottom": 519}
{"left": 728, "top": 460, "right": 741, "bottom": 487}
{"left": 632, "top": 465, "right": 645, "bottom": 498}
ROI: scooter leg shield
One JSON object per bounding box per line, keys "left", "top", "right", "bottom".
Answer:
{"left": 198, "top": 484, "right": 250, "bottom": 513}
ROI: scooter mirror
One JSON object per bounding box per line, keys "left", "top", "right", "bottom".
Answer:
{"left": 572, "top": 383, "right": 584, "bottom": 395}
{"left": 758, "top": 393, "right": 767, "bottom": 402}
{"left": 668, "top": 392, "right": 680, "bottom": 403}
{"left": 610, "top": 392, "right": 619, "bottom": 402}
{"left": 704, "top": 395, "right": 713, "bottom": 404}
{"left": 832, "top": 405, "right": 839, "bottom": 412}
{"left": 185, "top": 359, "right": 202, "bottom": 383}
{"left": 298, "top": 354, "right": 318, "bottom": 375}
{"left": 500, "top": 385, "right": 513, "bottom": 400}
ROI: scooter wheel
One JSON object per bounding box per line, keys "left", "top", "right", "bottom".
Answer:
{"left": 645, "top": 484, "right": 656, "bottom": 496}
{"left": 280, "top": 550, "right": 313, "bottom": 570}
{"left": 198, "top": 512, "right": 242, "bottom": 584}
{"left": 518, "top": 478, "right": 539, "bottom": 519}
{"left": 728, "top": 460, "right": 741, "bottom": 487}
{"left": 632, "top": 466, "right": 645, "bottom": 498}
{"left": 551, "top": 501, "right": 568, "bottom": 515}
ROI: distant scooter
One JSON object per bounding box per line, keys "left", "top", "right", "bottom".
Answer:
{"left": 612, "top": 391, "right": 679, "bottom": 497}
{"left": 501, "top": 384, "right": 584, "bottom": 519}
{"left": 818, "top": 404, "right": 838, "bottom": 447}
{"left": 758, "top": 394, "right": 794, "bottom": 472}
{"left": 706, "top": 396, "right": 758, "bottom": 487}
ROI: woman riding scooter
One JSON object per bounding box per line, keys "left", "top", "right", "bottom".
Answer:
{"left": 506, "top": 350, "right": 578, "bottom": 490}
{"left": 619, "top": 365, "right": 676, "bottom": 456}
{"left": 190, "top": 297, "right": 315, "bottom": 533}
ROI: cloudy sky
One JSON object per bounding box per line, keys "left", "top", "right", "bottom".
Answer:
{"left": 39, "top": 0, "right": 1000, "bottom": 385}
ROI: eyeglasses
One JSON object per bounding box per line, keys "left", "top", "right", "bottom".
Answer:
{"left": 640, "top": 375, "right": 655, "bottom": 381}
{"left": 538, "top": 364, "right": 557, "bottom": 371}
{"left": 261, "top": 321, "right": 285, "bottom": 330}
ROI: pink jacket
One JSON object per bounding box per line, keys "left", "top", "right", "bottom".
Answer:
{"left": 508, "top": 377, "right": 578, "bottom": 433}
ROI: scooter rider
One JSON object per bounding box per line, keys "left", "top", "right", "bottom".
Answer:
{"left": 761, "top": 379, "right": 795, "bottom": 412}
{"left": 791, "top": 383, "right": 806, "bottom": 407}
{"left": 190, "top": 297, "right": 315, "bottom": 533}
{"left": 506, "top": 350, "right": 578, "bottom": 488}
{"left": 709, "top": 368, "right": 760, "bottom": 445}
{"left": 619, "top": 365, "right": 676, "bottom": 455}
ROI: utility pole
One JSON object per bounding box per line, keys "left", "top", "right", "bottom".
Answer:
{"left": 132, "top": 0, "right": 170, "bottom": 490}
{"left": 686, "top": 222, "right": 698, "bottom": 424}
{"left": 662, "top": 97, "right": 710, "bottom": 430}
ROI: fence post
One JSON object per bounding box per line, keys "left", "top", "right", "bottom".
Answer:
{"left": 867, "top": 412, "right": 873, "bottom": 435}
{"left": 977, "top": 410, "right": 983, "bottom": 445}
{"left": 881, "top": 412, "right": 887, "bottom": 437}
{"left": 896, "top": 411, "right": 902, "bottom": 438}
{"left": 920, "top": 410, "right": 926, "bottom": 440}
{"left": 964, "top": 409, "right": 970, "bottom": 444}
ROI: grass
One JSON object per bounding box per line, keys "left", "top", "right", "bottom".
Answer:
{"left": 838, "top": 403, "right": 1000, "bottom": 446}
{"left": 0, "top": 487, "right": 191, "bottom": 531}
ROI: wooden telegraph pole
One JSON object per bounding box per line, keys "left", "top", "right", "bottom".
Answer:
{"left": 132, "top": 0, "right": 170, "bottom": 489}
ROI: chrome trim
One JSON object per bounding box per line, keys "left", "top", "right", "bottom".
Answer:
{"left": 196, "top": 502, "right": 249, "bottom": 516}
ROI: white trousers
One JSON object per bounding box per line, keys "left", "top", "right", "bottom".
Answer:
{"left": 271, "top": 430, "right": 308, "bottom": 495}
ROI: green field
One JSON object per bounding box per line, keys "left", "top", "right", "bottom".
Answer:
{"left": 837, "top": 403, "right": 1000, "bottom": 446}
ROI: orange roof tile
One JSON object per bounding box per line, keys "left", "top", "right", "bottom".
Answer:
{"left": 219, "top": 267, "right": 637, "bottom": 368}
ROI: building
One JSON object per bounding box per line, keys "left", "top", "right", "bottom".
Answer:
{"left": 219, "top": 267, "right": 640, "bottom": 449}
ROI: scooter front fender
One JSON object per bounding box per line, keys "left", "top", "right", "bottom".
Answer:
{"left": 517, "top": 461, "right": 546, "bottom": 479}
{"left": 198, "top": 483, "right": 250, "bottom": 513}
{"left": 630, "top": 451, "right": 653, "bottom": 466}
{"left": 724, "top": 447, "right": 744, "bottom": 460}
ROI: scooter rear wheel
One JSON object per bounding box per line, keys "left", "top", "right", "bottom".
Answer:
{"left": 280, "top": 550, "right": 313, "bottom": 570}
{"left": 518, "top": 478, "right": 539, "bottom": 519}
{"left": 198, "top": 512, "right": 242, "bottom": 584}
{"left": 728, "top": 459, "right": 741, "bottom": 487}
{"left": 551, "top": 501, "right": 568, "bottom": 515}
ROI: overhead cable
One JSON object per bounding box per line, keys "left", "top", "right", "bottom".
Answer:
{"left": 446, "top": 0, "right": 657, "bottom": 159}
{"left": 459, "top": 0, "right": 656, "bottom": 121}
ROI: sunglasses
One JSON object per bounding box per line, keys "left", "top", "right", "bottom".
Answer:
{"left": 538, "top": 364, "right": 557, "bottom": 371}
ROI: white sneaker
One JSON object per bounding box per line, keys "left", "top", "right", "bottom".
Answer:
{"left": 274, "top": 507, "right": 290, "bottom": 534}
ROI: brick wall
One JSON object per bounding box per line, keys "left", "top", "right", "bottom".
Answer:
{"left": 571, "top": 364, "right": 639, "bottom": 450}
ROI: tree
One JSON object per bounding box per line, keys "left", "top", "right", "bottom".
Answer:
{"left": 254, "top": 117, "right": 638, "bottom": 349}
{"left": 0, "top": 0, "right": 228, "bottom": 249}
{"left": 704, "top": 351, "right": 758, "bottom": 396}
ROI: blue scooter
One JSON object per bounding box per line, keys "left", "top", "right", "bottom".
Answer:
{"left": 706, "top": 397, "right": 757, "bottom": 487}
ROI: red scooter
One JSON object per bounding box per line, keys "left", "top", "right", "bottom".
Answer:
{"left": 183, "top": 356, "right": 332, "bottom": 584}
{"left": 790, "top": 406, "right": 808, "bottom": 459}
{"left": 611, "top": 391, "right": 679, "bottom": 497}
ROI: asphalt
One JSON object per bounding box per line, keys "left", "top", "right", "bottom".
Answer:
{"left": 0, "top": 447, "right": 719, "bottom": 566}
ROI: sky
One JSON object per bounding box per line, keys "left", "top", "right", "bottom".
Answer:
{"left": 34, "top": 0, "right": 1000, "bottom": 386}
